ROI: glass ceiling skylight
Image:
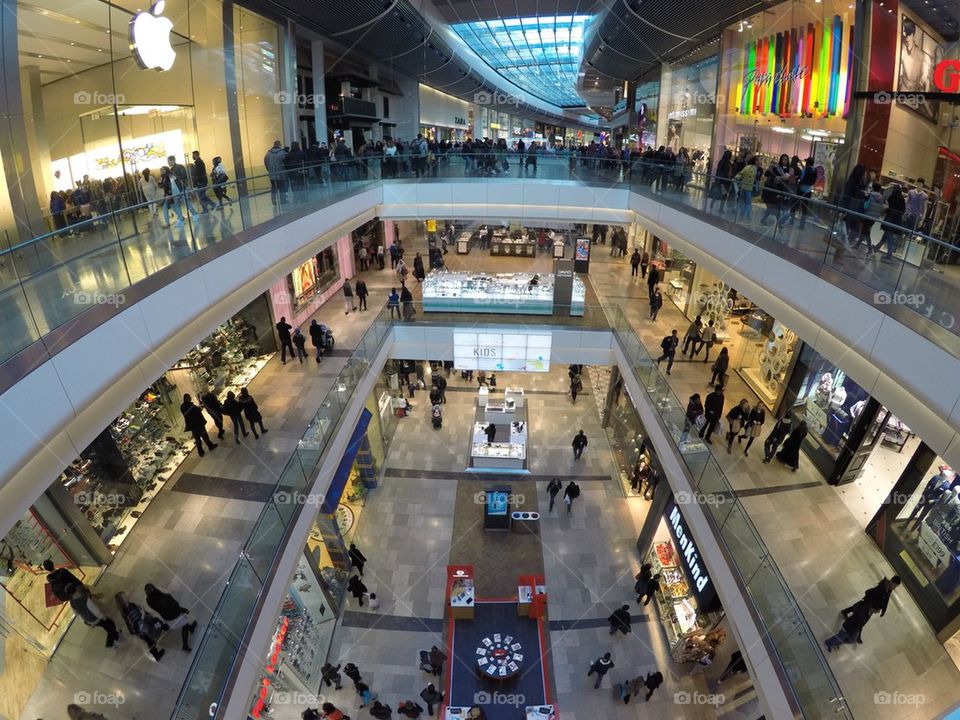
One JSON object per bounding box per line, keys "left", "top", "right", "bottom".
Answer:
{"left": 451, "top": 15, "right": 592, "bottom": 108}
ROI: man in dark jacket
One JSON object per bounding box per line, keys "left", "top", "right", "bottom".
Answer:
{"left": 546, "top": 478, "right": 562, "bottom": 512}
{"left": 572, "top": 429, "right": 588, "bottom": 460}
{"left": 643, "top": 670, "right": 664, "bottom": 701}
{"left": 180, "top": 394, "right": 217, "bottom": 456}
{"left": 222, "top": 391, "right": 248, "bottom": 444}
{"left": 638, "top": 573, "right": 661, "bottom": 606}
{"left": 167, "top": 154, "right": 198, "bottom": 218}
{"left": 608, "top": 604, "right": 632, "bottom": 635}
{"left": 284, "top": 141, "right": 307, "bottom": 194}
{"left": 700, "top": 385, "right": 725, "bottom": 444}
{"left": 190, "top": 151, "right": 217, "bottom": 211}
{"left": 200, "top": 389, "right": 225, "bottom": 439}
{"left": 145, "top": 583, "right": 198, "bottom": 651}
{"left": 43, "top": 559, "right": 83, "bottom": 602}
{"left": 276, "top": 316, "right": 295, "bottom": 363}
{"left": 587, "top": 653, "right": 615, "bottom": 688}
{"left": 356, "top": 278, "right": 369, "bottom": 311}
{"left": 762, "top": 414, "right": 792, "bottom": 463}
{"left": 655, "top": 330, "right": 679, "bottom": 374}
{"left": 348, "top": 542, "right": 368, "bottom": 575}
{"left": 264, "top": 140, "right": 287, "bottom": 206}
{"left": 842, "top": 576, "right": 901, "bottom": 618}
{"left": 435, "top": 374, "right": 447, "bottom": 403}
{"left": 309, "top": 319, "right": 324, "bottom": 362}
{"left": 419, "top": 683, "right": 444, "bottom": 716}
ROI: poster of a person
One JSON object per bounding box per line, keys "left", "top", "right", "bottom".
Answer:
{"left": 897, "top": 15, "right": 943, "bottom": 121}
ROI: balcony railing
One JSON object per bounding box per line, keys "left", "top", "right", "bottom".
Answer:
{"left": 2, "top": 153, "right": 957, "bottom": 374}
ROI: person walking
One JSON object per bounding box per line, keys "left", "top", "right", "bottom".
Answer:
{"left": 435, "top": 374, "right": 447, "bottom": 403}
{"left": 321, "top": 662, "right": 343, "bottom": 689}
{"left": 67, "top": 703, "right": 112, "bottom": 720}
{"left": 419, "top": 683, "right": 444, "bottom": 717}
{"left": 680, "top": 392, "right": 704, "bottom": 445}
{"left": 572, "top": 430, "right": 588, "bottom": 460}
{"left": 637, "top": 573, "right": 661, "bottom": 606}
{"left": 413, "top": 252, "right": 425, "bottom": 283}
{"left": 400, "top": 284, "right": 415, "bottom": 321}
{"left": 355, "top": 681, "right": 375, "bottom": 708}
{"left": 43, "top": 559, "right": 85, "bottom": 602}
{"left": 649, "top": 286, "right": 663, "bottom": 321}
{"left": 264, "top": 140, "right": 287, "bottom": 208}
{"left": 319, "top": 703, "right": 345, "bottom": 720}
{"left": 348, "top": 543, "right": 367, "bottom": 576}
{"left": 700, "top": 385, "right": 725, "bottom": 444}
{"left": 725, "top": 399, "right": 751, "bottom": 454}
{"left": 587, "top": 653, "right": 615, "bottom": 688}
{"left": 200, "top": 389, "right": 225, "bottom": 439}
{"left": 276, "top": 316, "right": 295, "bottom": 364}
{"left": 210, "top": 156, "right": 234, "bottom": 207}
{"left": 387, "top": 288, "right": 400, "bottom": 319}
{"left": 608, "top": 604, "right": 632, "bottom": 635}
{"left": 709, "top": 347, "right": 729, "bottom": 388}
{"left": 377, "top": 243, "right": 386, "bottom": 270}
{"left": 343, "top": 662, "right": 363, "bottom": 687}
{"left": 483, "top": 422, "right": 497, "bottom": 444}
{"left": 695, "top": 320, "right": 716, "bottom": 362}
{"left": 66, "top": 582, "right": 121, "bottom": 648}
{"left": 563, "top": 480, "right": 580, "bottom": 515}
{"left": 655, "top": 330, "right": 679, "bottom": 374}
{"left": 221, "top": 391, "right": 248, "bottom": 444}
{"left": 428, "top": 645, "right": 447, "bottom": 676}
{"left": 741, "top": 401, "right": 766, "bottom": 456}
{"left": 348, "top": 574, "right": 368, "bottom": 606}
{"left": 547, "top": 478, "right": 562, "bottom": 512}
{"left": 646, "top": 263, "right": 660, "bottom": 299}
{"left": 356, "top": 278, "right": 369, "bottom": 311}
{"left": 292, "top": 328, "right": 307, "bottom": 363}
{"left": 116, "top": 591, "right": 166, "bottom": 661}
{"left": 238, "top": 387, "right": 267, "bottom": 438}
{"left": 640, "top": 249, "right": 650, "bottom": 278}
{"left": 841, "top": 576, "right": 901, "bottom": 618}
{"left": 190, "top": 151, "right": 218, "bottom": 212}
{"left": 570, "top": 373, "right": 583, "bottom": 403}
{"left": 398, "top": 701, "right": 424, "bottom": 719}
{"left": 643, "top": 671, "right": 664, "bottom": 701}
{"left": 825, "top": 601, "right": 876, "bottom": 651}
{"left": 717, "top": 650, "right": 748, "bottom": 684}
{"left": 681, "top": 315, "right": 703, "bottom": 356}
{"left": 144, "top": 583, "right": 198, "bottom": 651}
{"left": 762, "top": 413, "right": 792, "bottom": 463}
{"left": 309, "top": 319, "right": 324, "bottom": 363}
{"left": 776, "top": 420, "right": 808, "bottom": 471}
{"left": 180, "top": 394, "right": 217, "bottom": 456}
{"left": 633, "top": 563, "right": 653, "bottom": 602}
{"left": 618, "top": 676, "right": 644, "bottom": 705}
{"left": 342, "top": 279, "right": 356, "bottom": 314}
{"left": 630, "top": 249, "right": 642, "bottom": 277}
{"left": 370, "top": 701, "right": 392, "bottom": 720}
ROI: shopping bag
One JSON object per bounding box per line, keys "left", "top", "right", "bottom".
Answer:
{"left": 44, "top": 582, "right": 65, "bottom": 608}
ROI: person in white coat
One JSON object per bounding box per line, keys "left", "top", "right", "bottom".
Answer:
{"left": 139, "top": 168, "right": 160, "bottom": 216}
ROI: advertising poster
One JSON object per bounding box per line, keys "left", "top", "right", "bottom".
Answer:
{"left": 575, "top": 238, "right": 590, "bottom": 261}
{"left": 292, "top": 258, "right": 319, "bottom": 300}
{"left": 897, "top": 14, "right": 943, "bottom": 121}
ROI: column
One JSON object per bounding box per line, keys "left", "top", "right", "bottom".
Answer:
{"left": 222, "top": 1, "right": 250, "bottom": 214}
{"left": 279, "top": 19, "right": 299, "bottom": 145}
{"left": 311, "top": 40, "right": 328, "bottom": 145}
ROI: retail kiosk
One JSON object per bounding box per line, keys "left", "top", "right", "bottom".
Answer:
{"left": 446, "top": 565, "right": 475, "bottom": 619}
{"left": 422, "top": 271, "right": 585, "bottom": 316}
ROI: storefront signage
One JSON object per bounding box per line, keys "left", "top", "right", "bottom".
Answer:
{"left": 668, "top": 108, "right": 698, "bottom": 119}
{"left": 918, "top": 521, "right": 950, "bottom": 568}
{"left": 665, "top": 499, "right": 716, "bottom": 607}
{"left": 454, "top": 116, "right": 467, "bottom": 126}
{"left": 934, "top": 60, "right": 960, "bottom": 94}
{"left": 453, "top": 332, "right": 552, "bottom": 372}
{"left": 737, "top": 16, "right": 853, "bottom": 119}
{"left": 130, "top": 1, "right": 176, "bottom": 72}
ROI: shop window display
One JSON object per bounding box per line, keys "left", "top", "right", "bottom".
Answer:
{"left": 289, "top": 246, "right": 340, "bottom": 311}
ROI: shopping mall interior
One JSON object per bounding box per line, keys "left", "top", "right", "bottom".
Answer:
{"left": 1, "top": 1, "right": 960, "bottom": 720}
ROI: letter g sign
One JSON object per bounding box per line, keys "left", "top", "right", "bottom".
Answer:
{"left": 933, "top": 59, "right": 960, "bottom": 94}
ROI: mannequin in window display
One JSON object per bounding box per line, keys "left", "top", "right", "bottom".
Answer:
{"left": 929, "top": 487, "right": 960, "bottom": 530}
{"left": 909, "top": 471, "right": 957, "bottom": 531}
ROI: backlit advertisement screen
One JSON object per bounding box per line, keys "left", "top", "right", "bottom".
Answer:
{"left": 454, "top": 332, "right": 552, "bottom": 372}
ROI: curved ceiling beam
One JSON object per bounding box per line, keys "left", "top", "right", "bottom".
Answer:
{"left": 329, "top": 0, "right": 401, "bottom": 37}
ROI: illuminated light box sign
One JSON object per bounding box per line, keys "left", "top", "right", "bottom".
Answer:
{"left": 735, "top": 15, "right": 854, "bottom": 119}
{"left": 453, "top": 332, "right": 551, "bottom": 372}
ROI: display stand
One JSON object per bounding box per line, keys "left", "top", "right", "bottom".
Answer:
{"left": 456, "top": 232, "right": 471, "bottom": 255}
{"left": 470, "top": 390, "right": 528, "bottom": 472}
{"left": 422, "top": 271, "right": 584, "bottom": 316}
{"left": 446, "top": 565, "right": 475, "bottom": 619}
{"left": 525, "top": 706, "right": 556, "bottom": 720}
{"left": 517, "top": 574, "right": 547, "bottom": 617}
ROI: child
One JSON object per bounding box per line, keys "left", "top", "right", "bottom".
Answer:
{"left": 368, "top": 592, "right": 380, "bottom": 611}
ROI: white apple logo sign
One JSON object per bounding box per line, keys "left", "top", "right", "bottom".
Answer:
{"left": 130, "top": 0, "right": 176, "bottom": 71}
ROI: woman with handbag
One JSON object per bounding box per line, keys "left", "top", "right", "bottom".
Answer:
{"left": 740, "top": 401, "right": 766, "bottom": 456}
{"left": 725, "top": 399, "right": 751, "bottom": 454}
